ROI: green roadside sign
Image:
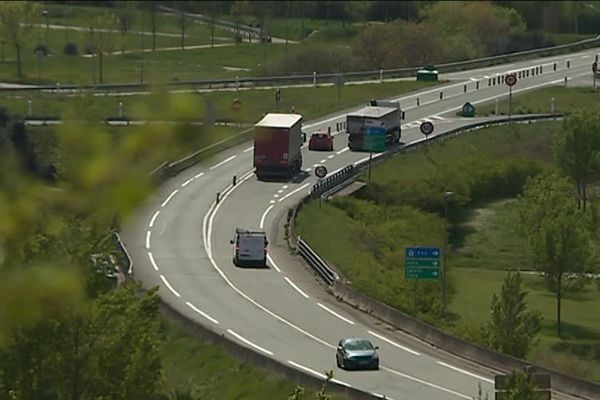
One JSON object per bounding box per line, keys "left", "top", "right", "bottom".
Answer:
{"left": 363, "top": 126, "right": 386, "bottom": 152}
{"left": 405, "top": 247, "right": 441, "bottom": 280}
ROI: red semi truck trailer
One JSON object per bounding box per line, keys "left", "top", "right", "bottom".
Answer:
{"left": 253, "top": 113, "right": 303, "bottom": 179}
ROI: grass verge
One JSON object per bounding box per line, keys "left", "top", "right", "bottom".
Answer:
{"left": 3, "top": 79, "right": 442, "bottom": 123}
{"left": 296, "top": 106, "right": 600, "bottom": 381}
{"left": 476, "top": 87, "right": 600, "bottom": 116}
{"left": 162, "top": 320, "right": 324, "bottom": 399}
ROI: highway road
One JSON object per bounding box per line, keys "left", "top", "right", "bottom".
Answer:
{"left": 122, "top": 46, "right": 599, "bottom": 400}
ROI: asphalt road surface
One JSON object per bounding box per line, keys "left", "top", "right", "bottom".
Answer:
{"left": 122, "top": 47, "right": 599, "bottom": 400}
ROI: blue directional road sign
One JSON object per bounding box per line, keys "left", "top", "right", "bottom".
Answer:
{"left": 405, "top": 246, "right": 441, "bottom": 280}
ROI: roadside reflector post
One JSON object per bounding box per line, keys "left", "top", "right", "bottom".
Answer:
{"left": 416, "top": 97, "right": 420, "bottom": 106}
{"left": 567, "top": 59, "right": 571, "bottom": 68}
{"left": 463, "top": 84, "right": 467, "bottom": 93}
{"left": 439, "top": 91, "right": 443, "bottom": 100}
{"left": 564, "top": 76, "right": 568, "bottom": 86}
{"left": 495, "top": 98, "right": 499, "bottom": 115}
{"left": 313, "top": 71, "right": 317, "bottom": 87}
{"left": 233, "top": 175, "right": 237, "bottom": 186}
{"left": 379, "top": 68, "right": 383, "bottom": 83}
{"left": 118, "top": 101, "right": 123, "bottom": 118}
{"left": 551, "top": 97, "right": 555, "bottom": 113}
{"left": 476, "top": 81, "right": 479, "bottom": 89}
{"left": 216, "top": 192, "right": 221, "bottom": 204}
{"left": 235, "top": 75, "right": 239, "bottom": 91}
{"left": 27, "top": 98, "right": 32, "bottom": 116}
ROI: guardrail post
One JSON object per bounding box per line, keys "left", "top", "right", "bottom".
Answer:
{"left": 495, "top": 98, "right": 499, "bottom": 115}
{"left": 476, "top": 81, "right": 479, "bottom": 89}
{"left": 379, "top": 68, "right": 383, "bottom": 83}
{"left": 235, "top": 75, "right": 239, "bottom": 92}
{"left": 564, "top": 76, "right": 568, "bottom": 86}
{"left": 233, "top": 175, "right": 237, "bottom": 186}
{"left": 27, "top": 98, "right": 32, "bottom": 116}
{"left": 313, "top": 71, "right": 317, "bottom": 87}
{"left": 540, "top": 65, "right": 543, "bottom": 73}
{"left": 216, "top": 192, "right": 221, "bottom": 203}
{"left": 488, "top": 78, "right": 491, "bottom": 87}
{"left": 551, "top": 97, "right": 555, "bottom": 113}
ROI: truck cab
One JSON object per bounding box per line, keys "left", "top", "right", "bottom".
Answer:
{"left": 230, "top": 228, "right": 269, "bottom": 267}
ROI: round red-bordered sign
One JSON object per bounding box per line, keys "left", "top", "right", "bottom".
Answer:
{"left": 314, "top": 165, "right": 328, "bottom": 179}
{"left": 505, "top": 73, "right": 517, "bottom": 87}
{"left": 420, "top": 121, "right": 434, "bottom": 136}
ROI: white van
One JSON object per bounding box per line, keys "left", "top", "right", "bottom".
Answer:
{"left": 230, "top": 228, "right": 269, "bottom": 267}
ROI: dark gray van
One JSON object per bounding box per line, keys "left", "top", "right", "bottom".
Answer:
{"left": 230, "top": 228, "right": 268, "bottom": 267}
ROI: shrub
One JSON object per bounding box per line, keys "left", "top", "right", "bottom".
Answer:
{"left": 63, "top": 42, "right": 79, "bottom": 56}
{"left": 33, "top": 43, "right": 50, "bottom": 56}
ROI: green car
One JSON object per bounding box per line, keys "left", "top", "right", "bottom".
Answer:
{"left": 336, "top": 338, "right": 379, "bottom": 370}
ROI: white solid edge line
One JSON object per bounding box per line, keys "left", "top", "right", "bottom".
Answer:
{"left": 327, "top": 155, "right": 335, "bottom": 159}
{"left": 145, "top": 230, "right": 151, "bottom": 249}
{"left": 335, "top": 147, "right": 349, "bottom": 155}
{"left": 287, "top": 360, "right": 327, "bottom": 379}
{"left": 185, "top": 301, "right": 220, "bottom": 325}
{"left": 181, "top": 177, "right": 194, "bottom": 187}
{"left": 147, "top": 251, "right": 159, "bottom": 271}
{"left": 283, "top": 276, "right": 310, "bottom": 299}
{"left": 227, "top": 329, "right": 274, "bottom": 355}
{"left": 319, "top": 159, "right": 327, "bottom": 163}
{"left": 259, "top": 205, "right": 274, "bottom": 229}
{"left": 331, "top": 378, "right": 352, "bottom": 388}
{"left": 372, "top": 393, "right": 395, "bottom": 400}
{"left": 367, "top": 330, "right": 420, "bottom": 356}
{"left": 194, "top": 172, "right": 205, "bottom": 179}
{"left": 149, "top": 210, "right": 160, "bottom": 228}
{"left": 159, "top": 274, "right": 181, "bottom": 298}
{"left": 202, "top": 170, "right": 335, "bottom": 350}
{"left": 266, "top": 254, "right": 281, "bottom": 272}
{"left": 243, "top": 146, "right": 254, "bottom": 152}
{"left": 161, "top": 189, "right": 179, "bottom": 208}
{"left": 278, "top": 182, "right": 311, "bottom": 203}
{"left": 209, "top": 155, "right": 236, "bottom": 170}
{"left": 353, "top": 156, "right": 370, "bottom": 166}
{"left": 381, "top": 366, "right": 472, "bottom": 400}
{"left": 317, "top": 303, "right": 355, "bottom": 325}
{"left": 436, "top": 361, "right": 494, "bottom": 383}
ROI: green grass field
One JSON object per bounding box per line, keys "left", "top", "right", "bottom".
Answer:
{"left": 296, "top": 112, "right": 600, "bottom": 380}
{"left": 3, "top": 79, "right": 441, "bottom": 123}
{"left": 477, "top": 87, "right": 600, "bottom": 116}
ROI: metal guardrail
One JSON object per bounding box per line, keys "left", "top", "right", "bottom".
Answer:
{"left": 2, "top": 35, "right": 598, "bottom": 94}
{"left": 112, "top": 232, "right": 133, "bottom": 275}
{"left": 310, "top": 114, "right": 564, "bottom": 199}
{"left": 297, "top": 236, "right": 339, "bottom": 285}
{"left": 295, "top": 114, "right": 565, "bottom": 310}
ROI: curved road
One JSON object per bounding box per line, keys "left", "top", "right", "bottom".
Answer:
{"left": 122, "top": 47, "right": 598, "bottom": 400}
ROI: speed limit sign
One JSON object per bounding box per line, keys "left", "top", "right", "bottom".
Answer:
{"left": 505, "top": 73, "right": 517, "bottom": 87}
{"left": 314, "top": 165, "right": 328, "bottom": 179}
{"left": 420, "top": 121, "right": 434, "bottom": 136}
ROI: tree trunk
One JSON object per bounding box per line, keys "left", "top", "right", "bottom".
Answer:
{"left": 577, "top": 179, "right": 582, "bottom": 209}
{"left": 557, "top": 274, "right": 562, "bottom": 337}
{"left": 581, "top": 179, "right": 587, "bottom": 211}
{"left": 16, "top": 44, "right": 22, "bottom": 77}
{"left": 99, "top": 52, "right": 104, "bottom": 84}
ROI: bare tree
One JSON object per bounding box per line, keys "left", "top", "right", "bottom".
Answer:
{"left": 88, "top": 15, "right": 118, "bottom": 84}
{"left": 0, "top": 1, "right": 39, "bottom": 77}
{"left": 116, "top": 1, "right": 136, "bottom": 54}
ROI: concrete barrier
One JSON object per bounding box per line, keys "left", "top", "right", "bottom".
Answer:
{"left": 330, "top": 282, "right": 600, "bottom": 399}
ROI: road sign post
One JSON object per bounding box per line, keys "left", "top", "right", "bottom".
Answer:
{"left": 405, "top": 247, "right": 441, "bottom": 280}
{"left": 335, "top": 75, "right": 345, "bottom": 104}
{"left": 275, "top": 88, "right": 281, "bottom": 111}
{"left": 505, "top": 73, "right": 517, "bottom": 122}
{"left": 315, "top": 165, "right": 328, "bottom": 208}
{"left": 593, "top": 62, "right": 597, "bottom": 90}
{"left": 363, "top": 126, "right": 386, "bottom": 183}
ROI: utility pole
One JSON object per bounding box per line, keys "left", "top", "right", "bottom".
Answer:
{"left": 442, "top": 191, "right": 453, "bottom": 311}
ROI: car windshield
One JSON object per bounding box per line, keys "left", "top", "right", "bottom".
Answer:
{"left": 344, "top": 340, "right": 373, "bottom": 351}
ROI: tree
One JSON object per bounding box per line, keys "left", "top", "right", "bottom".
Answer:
{"left": 140, "top": 1, "right": 160, "bottom": 51}
{"left": 0, "top": 1, "right": 40, "bottom": 77}
{"left": 177, "top": 8, "right": 187, "bottom": 50}
{"left": 116, "top": 1, "right": 136, "bottom": 54}
{"left": 519, "top": 172, "right": 589, "bottom": 337}
{"left": 554, "top": 109, "right": 600, "bottom": 210}
{"left": 498, "top": 369, "right": 542, "bottom": 400}
{"left": 485, "top": 271, "right": 542, "bottom": 358}
{"left": 88, "top": 15, "right": 118, "bottom": 84}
